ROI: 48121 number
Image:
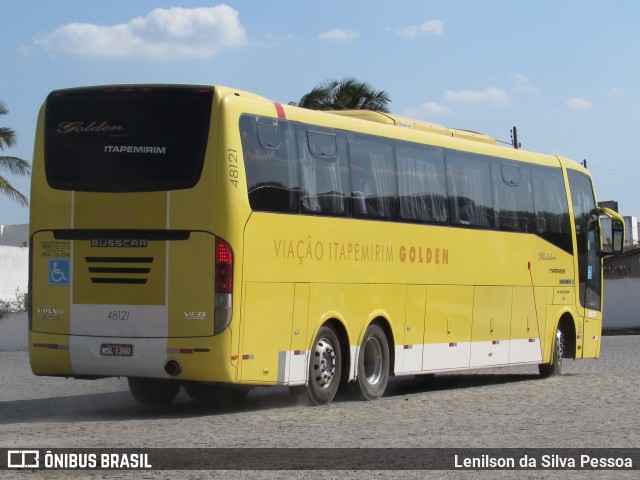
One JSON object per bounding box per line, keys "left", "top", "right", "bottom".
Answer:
{"left": 228, "top": 149, "right": 239, "bottom": 187}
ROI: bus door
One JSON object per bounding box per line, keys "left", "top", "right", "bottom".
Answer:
{"left": 567, "top": 170, "right": 602, "bottom": 358}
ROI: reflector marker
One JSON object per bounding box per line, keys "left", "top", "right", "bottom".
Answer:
{"left": 403, "top": 345, "right": 413, "bottom": 350}
{"left": 448, "top": 342, "right": 457, "bottom": 347}
{"left": 242, "top": 354, "right": 254, "bottom": 360}
{"left": 32, "top": 343, "right": 69, "bottom": 350}
{"left": 166, "top": 348, "right": 209, "bottom": 354}
{"left": 492, "top": 340, "right": 500, "bottom": 345}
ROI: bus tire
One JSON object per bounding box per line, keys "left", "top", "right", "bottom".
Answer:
{"left": 356, "top": 323, "right": 390, "bottom": 400}
{"left": 307, "top": 325, "right": 342, "bottom": 405}
{"left": 128, "top": 377, "right": 181, "bottom": 405}
{"left": 539, "top": 327, "right": 564, "bottom": 378}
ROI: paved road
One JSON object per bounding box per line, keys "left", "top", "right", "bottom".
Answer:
{"left": 1, "top": 335, "right": 638, "bottom": 479}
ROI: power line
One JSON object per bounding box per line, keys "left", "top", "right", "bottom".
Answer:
{"left": 589, "top": 164, "right": 640, "bottom": 180}
{"left": 496, "top": 127, "right": 640, "bottom": 179}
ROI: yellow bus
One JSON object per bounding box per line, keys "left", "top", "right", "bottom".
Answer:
{"left": 29, "top": 84, "right": 624, "bottom": 406}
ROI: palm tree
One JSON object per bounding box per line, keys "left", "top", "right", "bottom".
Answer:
{"left": 0, "top": 102, "right": 30, "bottom": 207}
{"left": 296, "top": 77, "right": 391, "bottom": 112}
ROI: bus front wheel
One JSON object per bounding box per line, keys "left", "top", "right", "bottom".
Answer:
{"left": 307, "top": 325, "right": 342, "bottom": 405}
{"left": 356, "top": 323, "right": 390, "bottom": 400}
{"left": 539, "top": 328, "right": 564, "bottom": 378}
{"left": 128, "top": 377, "right": 181, "bottom": 405}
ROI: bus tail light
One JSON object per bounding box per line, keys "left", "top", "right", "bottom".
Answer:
{"left": 214, "top": 237, "right": 233, "bottom": 335}
{"left": 28, "top": 237, "right": 33, "bottom": 330}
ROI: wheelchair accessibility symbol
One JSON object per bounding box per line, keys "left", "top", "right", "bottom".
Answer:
{"left": 49, "top": 259, "right": 70, "bottom": 286}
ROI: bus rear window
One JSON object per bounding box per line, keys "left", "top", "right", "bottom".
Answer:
{"left": 44, "top": 85, "right": 213, "bottom": 191}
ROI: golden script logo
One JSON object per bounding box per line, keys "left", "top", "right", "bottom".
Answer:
{"left": 57, "top": 121, "right": 124, "bottom": 134}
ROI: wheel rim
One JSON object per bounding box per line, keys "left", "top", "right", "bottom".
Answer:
{"left": 362, "top": 336, "right": 383, "bottom": 385}
{"left": 556, "top": 329, "right": 564, "bottom": 368}
{"left": 313, "top": 337, "right": 336, "bottom": 389}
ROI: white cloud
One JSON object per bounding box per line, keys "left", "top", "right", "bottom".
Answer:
{"left": 566, "top": 97, "right": 592, "bottom": 111}
{"left": 511, "top": 73, "right": 539, "bottom": 93}
{"left": 404, "top": 102, "right": 453, "bottom": 117}
{"left": 386, "top": 20, "right": 443, "bottom": 37}
{"left": 318, "top": 28, "right": 359, "bottom": 41}
{"left": 609, "top": 87, "right": 624, "bottom": 95}
{"left": 444, "top": 87, "right": 508, "bottom": 104}
{"left": 18, "top": 45, "right": 31, "bottom": 57}
{"left": 34, "top": 4, "right": 247, "bottom": 60}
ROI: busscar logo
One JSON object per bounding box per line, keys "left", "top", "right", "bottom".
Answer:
{"left": 91, "top": 239, "right": 148, "bottom": 248}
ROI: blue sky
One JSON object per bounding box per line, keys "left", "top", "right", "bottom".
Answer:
{"left": 2, "top": 0, "right": 640, "bottom": 225}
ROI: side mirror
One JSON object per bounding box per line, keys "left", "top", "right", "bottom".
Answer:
{"left": 598, "top": 207, "right": 625, "bottom": 256}
{"left": 611, "top": 219, "right": 624, "bottom": 254}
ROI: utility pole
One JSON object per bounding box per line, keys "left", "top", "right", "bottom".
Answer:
{"left": 510, "top": 126, "right": 520, "bottom": 149}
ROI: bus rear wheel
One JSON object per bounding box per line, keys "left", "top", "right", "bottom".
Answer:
{"left": 357, "top": 324, "right": 390, "bottom": 400}
{"left": 539, "top": 328, "right": 564, "bottom": 378}
{"left": 307, "top": 325, "right": 342, "bottom": 405}
{"left": 128, "top": 377, "right": 181, "bottom": 405}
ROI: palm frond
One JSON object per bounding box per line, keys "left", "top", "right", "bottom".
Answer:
{"left": 0, "top": 175, "right": 29, "bottom": 207}
{"left": 298, "top": 77, "right": 391, "bottom": 112}
{"left": 0, "top": 127, "right": 17, "bottom": 150}
{"left": 0, "top": 156, "right": 31, "bottom": 176}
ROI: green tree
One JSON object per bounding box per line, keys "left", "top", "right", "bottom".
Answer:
{"left": 296, "top": 77, "right": 391, "bottom": 112}
{"left": 0, "top": 102, "right": 30, "bottom": 207}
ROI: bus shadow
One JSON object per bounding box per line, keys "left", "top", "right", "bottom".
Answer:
{"left": 0, "top": 372, "right": 542, "bottom": 425}
{"left": 383, "top": 372, "right": 541, "bottom": 398}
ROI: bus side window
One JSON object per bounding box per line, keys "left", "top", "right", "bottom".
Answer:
{"left": 531, "top": 165, "right": 573, "bottom": 254}
{"left": 299, "top": 127, "right": 350, "bottom": 217}
{"left": 397, "top": 143, "right": 447, "bottom": 224}
{"left": 348, "top": 133, "right": 397, "bottom": 221}
{"left": 240, "top": 115, "right": 300, "bottom": 213}
{"left": 446, "top": 150, "right": 494, "bottom": 229}
{"left": 493, "top": 161, "right": 535, "bottom": 233}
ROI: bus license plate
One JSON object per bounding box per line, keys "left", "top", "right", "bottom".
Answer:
{"left": 101, "top": 343, "right": 133, "bottom": 357}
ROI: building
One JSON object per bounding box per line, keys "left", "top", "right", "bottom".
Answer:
{"left": 600, "top": 215, "right": 638, "bottom": 250}
{"left": 603, "top": 248, "right": 640, "bottom": 329}
{"left": 0, "top": 224, "right": 29, "bottom": 302}
{"left": 0, "top": 224, "right": 29, "bottom": 247}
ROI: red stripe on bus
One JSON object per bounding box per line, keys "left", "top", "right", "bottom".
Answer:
{"left": 274, "top": 102, "right": 286, "bottom": 119}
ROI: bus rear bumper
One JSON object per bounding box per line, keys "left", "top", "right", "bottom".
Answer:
{"left": 28, "top": 331, "right": 235, "bottom": 381}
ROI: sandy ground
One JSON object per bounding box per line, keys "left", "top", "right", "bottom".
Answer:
{"left": 1, "top": 336, "right": 638, "bottom": 479}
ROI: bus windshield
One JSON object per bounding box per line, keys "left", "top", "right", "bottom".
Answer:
{"left": 44, "top": 85, "right": 213, "bottom": 192}
{"left": 568, "top": 170, "right": 602, "bottom": 311}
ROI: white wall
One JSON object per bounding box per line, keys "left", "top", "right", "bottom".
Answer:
{"left": 0, "top": 225, "right": 29, "bottom": 351}
{"left": 624, "top": 216, "right": 638, "bottom": 247}
{"left": 604, "top": 278, "right": 640, "bottom": 328}
{"left": 0, "top": 312, "right": 28, "bottom": 351}
{"left": 0, "top": 245, "right": 28, "bottom": 300}
{"left": 0, "top": 224, "right": 29, "bottom": 247}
